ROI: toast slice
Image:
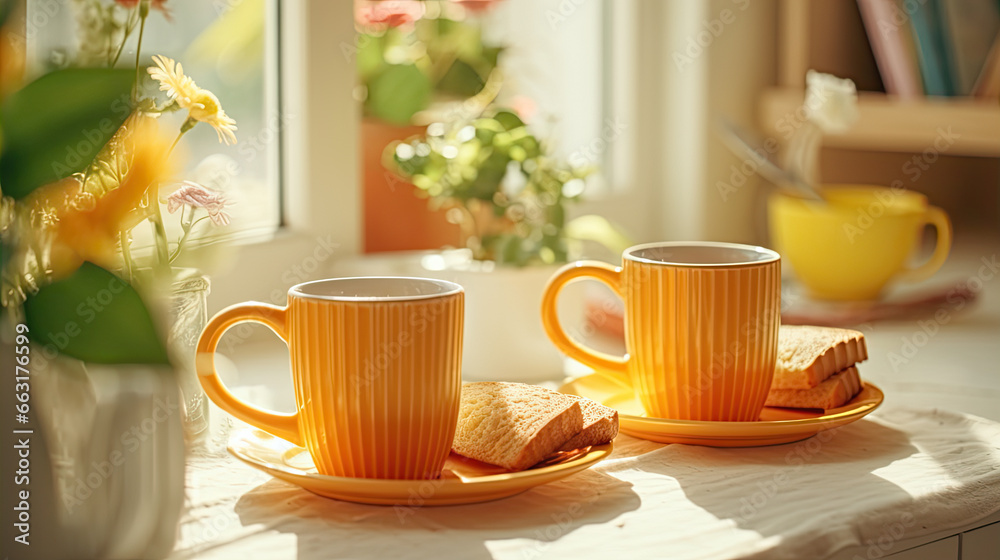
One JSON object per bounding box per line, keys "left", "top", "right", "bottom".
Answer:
{"left": 452, "top": 382, "right": 583, "bottom": 471}
{"left": 765, "top": 365, "right": 863, "bottom": 410}
{"left": 558, "top": 395, "right": 619, "bottom": 451}
{"left": 772, "top": 325, "right": 868, "bottom": 389}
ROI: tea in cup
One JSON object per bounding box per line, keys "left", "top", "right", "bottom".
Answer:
{"left": 769, "top": 185, "right": 952, "bottom": 300}
{"left": 541, "top": 242, "right": 781, "bottom": 422}
{"left": 197, "top": 277, "right": 464, "bottom": 479}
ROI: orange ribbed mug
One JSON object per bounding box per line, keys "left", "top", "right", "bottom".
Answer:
{"left": 197, "top": 277, "right": 464, "bottom": 479}
{"left": 542, "top": 242, "right": 781, "bottom": 421}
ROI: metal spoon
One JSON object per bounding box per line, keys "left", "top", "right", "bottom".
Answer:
{"left": 716, "top": 118, "right": 825, "bottom": 201}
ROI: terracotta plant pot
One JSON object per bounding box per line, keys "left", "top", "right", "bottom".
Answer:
{"left": 362, "top": 118, "right": 460, "bottom": 253}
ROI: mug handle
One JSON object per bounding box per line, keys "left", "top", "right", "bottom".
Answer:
{"left": 541, "top": 261, "right": 630, "bottom": 387}
{"left": 900, "top": 206, "right": 952, "bottom": 283}
{"left": 196, "top": 302, "right": 302, "bottom": 447}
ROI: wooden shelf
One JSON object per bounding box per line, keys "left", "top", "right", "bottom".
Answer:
{"left": 759, "top": 88, "right": 1000, "bottom": 158}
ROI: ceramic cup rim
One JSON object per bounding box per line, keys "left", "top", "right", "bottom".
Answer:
{"left": 623, "top": 241, "right": 780, "bottom": 268}
{"left": 289, "top": 276, "right": 464, "bottom": 302}
{"left": 770, "top": 184, "right": 930, "bottom": 215}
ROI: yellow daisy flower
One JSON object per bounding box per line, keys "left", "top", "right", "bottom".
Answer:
{"left": 147, "top": 54, "right": 238, "bottom": 145}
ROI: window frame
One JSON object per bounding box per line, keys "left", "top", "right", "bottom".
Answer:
{"left": 206, "top": 0, "right": 360, "bottom": 311}
{"left": 209, "top": 0, "right": 777, "bottom": 310}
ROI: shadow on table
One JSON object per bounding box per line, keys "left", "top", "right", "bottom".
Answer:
{"left": 233, "top": 468, "right": 639, "bottom": 560}
{"left": 644, "top": 419, "right": 918, "bottom": 557}
{"left": 873, "top": 408, "right": 1000, "bottom": 530}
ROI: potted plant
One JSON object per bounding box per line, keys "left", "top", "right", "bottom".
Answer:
{"left": 380, "top": 107, "right": 631, "bottom": 381}
{"left": 0, "top": 1, "right": 237, "bottom": 555}
{"left": 355, "top": 0, "right": 505, "bottom": 252}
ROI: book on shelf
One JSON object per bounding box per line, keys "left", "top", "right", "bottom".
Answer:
{"left": 940, "top": 0, "right": 1000, "bottom": 96}
{"left": 908, "top": 0, "right": 957, "bottom": 96}
{"left": 858, "top": 0, "right": 1000, "bottom": 100}
{"left": 857, "top": 0, "right": 924, "bottom": 98}
{"left": 972, "top": 31, "right": 1000, "bottom": 99}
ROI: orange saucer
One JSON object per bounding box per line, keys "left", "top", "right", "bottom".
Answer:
{"left": 228, "top": 429, "right": 612, "bottom": 506}
{"left": 559, "top": 373, "right": 884, "bottom": 447}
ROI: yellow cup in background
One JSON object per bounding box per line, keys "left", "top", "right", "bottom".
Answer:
{"left": 197, "top": 277, "right": 464, "bottom": 480}
{"left": 542, "top": 242, "right": 782, "bottom": 422}
{"left": 769, "top": 185, "right": 952, "bottom": 301}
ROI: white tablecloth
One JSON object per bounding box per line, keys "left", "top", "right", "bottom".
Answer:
{"left": 171, "top": 406, "right": 1000, "bottom": 560}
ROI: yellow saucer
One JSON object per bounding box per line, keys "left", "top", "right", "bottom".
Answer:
{"left": 228, "top": 429, "right": 613, "bottom": 506}
{"left": 560, "top": 373, "right": 884, "bottom": 447}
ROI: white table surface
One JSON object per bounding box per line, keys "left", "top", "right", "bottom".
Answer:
{"left": 172, "top": 238, "right": 1000, "bottom": 560}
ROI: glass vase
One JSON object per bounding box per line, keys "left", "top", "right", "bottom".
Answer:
{"left": 168, "top": 269, "right": 211, "bottom": 445}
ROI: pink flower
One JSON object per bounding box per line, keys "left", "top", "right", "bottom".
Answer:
{"left": 114, "top": 0, "right": 172, "bottom": 21}
{"left": 511, "top": 95, "right": 537, "bottom": 123}
{"left": 355, "top": 1, "right": 424, "bottom": 29}
{"left": 452, "top": 0, "right": 504, "bottom": 14}
{"left": 165, "top": 181, "right": 231, "bottom": 226}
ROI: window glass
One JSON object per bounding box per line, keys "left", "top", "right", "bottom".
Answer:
{"left": 26, "top": 0, "right": 280, "bottom": 244}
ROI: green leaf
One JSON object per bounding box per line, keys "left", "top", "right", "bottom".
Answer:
{"left": 23, "top": 262, "right": 171, "bottom": 365}
{"left": 357, "top": 33, "right": 384, "bottom": 81}
{"left": 0, "top": 0, "right": 14, "bottom": 28}
{"left": 492, "top": 110, "right": 525, "bottom": 131}
{"left": 481, "top": 46, "right": 502, "bottom": 68}
{"left": 366, "top": 63, "right": 432, "bottom": 125}
{"left": 467, "top": 150, "right": 507, "bottom": 200}
{"left": 0, "top": 68, "right": 134, "bottom": 199}
{"left": 493, "top": 234, "right": 523, "bottom": 266}
{"left": 548, "top": 202, "right": 566, "bottom": 229}
{"left": 436, "top": 59, "right": 486, "bottom": 97}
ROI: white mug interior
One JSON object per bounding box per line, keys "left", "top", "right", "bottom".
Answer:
{"left": 289, "top": 276, "right": 464, "bottom": 302}
{"left": 625, "top": 241, "right": 780, "bottom": 267}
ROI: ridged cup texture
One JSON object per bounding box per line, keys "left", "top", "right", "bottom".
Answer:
{"left": 288, "top": 293, "right": 463, "bottom": 479}
{"left": 624, "top": 260, "right": 780, "bottom": 421}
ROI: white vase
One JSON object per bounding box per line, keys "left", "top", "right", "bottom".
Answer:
{"left": 334, "top": 250, "right": 586, "bottom": 383}
{"left": 2, "top": 353, "right": 185, "bottom": 559}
